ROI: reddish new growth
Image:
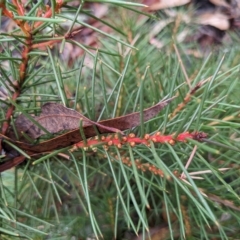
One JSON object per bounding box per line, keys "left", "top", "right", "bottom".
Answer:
{"left": 71, "top": 131, "right": 207, "bottom": 178}
{"left": 72, "top": 131, "right": 207, "bottom": 151}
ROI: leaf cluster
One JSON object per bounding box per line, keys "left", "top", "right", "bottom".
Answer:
{"left": 1, "top": 1, "right": 240, "bottom": 239}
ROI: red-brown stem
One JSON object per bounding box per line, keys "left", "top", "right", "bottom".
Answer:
{"left": 34, "top": 6, "right": 52, "bottom": 29}
{"left": 34, "top": 0, "right": 64, "bottom": 29}
{"left": 0, "top": 4, "right": 13, "bottom": 18}
{"left": 1, "top": 36, "right": 32, "bottom": 137}
{"left": 1, "top": 1, "right": 31, "bottom": 36}
{"left": 12, "top": 0, "right": 25, "bottom": 16}
{"left": 0, "top": 0, "right": 67, "bottom": 152}
{"left": 0, "top": 5, "right": 32, "bottom": 146}
{"left": 1, "top": 92, "right": 20, "bottom": 134}
{"left": 31, "top": 28, "right": 81, "bottom": 49}
{"left": 31, "top": 39, "right": 62, "bottom": 49}
{"left": 19, "top": 38, "right": 32, "bottom": 85}
{"left": 72, "top": 132, "right": 207, "bottom": 151}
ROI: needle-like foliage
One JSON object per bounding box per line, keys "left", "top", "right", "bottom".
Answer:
{"left": 1, "top": 1, "right": 240, "bottom": 239}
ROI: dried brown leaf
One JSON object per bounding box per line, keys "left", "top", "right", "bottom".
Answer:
{"left": 0, "top": 97, "right": 174, "bottom": 172}
{"left": 14, "top": 103, "right": 122, "bottom": 139}
{"left": 5, "top": 97, "right": 175, "bottom": 153}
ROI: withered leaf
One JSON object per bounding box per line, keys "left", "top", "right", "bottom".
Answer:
{"left": 0, "top": 97, "right": 174, "bottom": 172}
{"left": 14, "top": 103, "right": 122, "bottom": 139}
{"left": 6, "top": 97, "right": 174, "bottom": 153}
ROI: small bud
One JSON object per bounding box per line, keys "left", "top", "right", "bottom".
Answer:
{"left": 144, "top": 134, "right": 150, "bottom": 140}
{"left": 129, "top": 133, "right": 135, "bottom": 138}
{"left": 108, "top": 140, "right": 113, "bottom": 146}
{"left": 130, "top": 142, "right": 135, "bottom": 147}
{"left": 122, "top": 136, "right": 127, "bottom": 142}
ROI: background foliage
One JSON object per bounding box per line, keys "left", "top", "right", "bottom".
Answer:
{"left": 1, "top": 0, "right": 240, "bottom": 239}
